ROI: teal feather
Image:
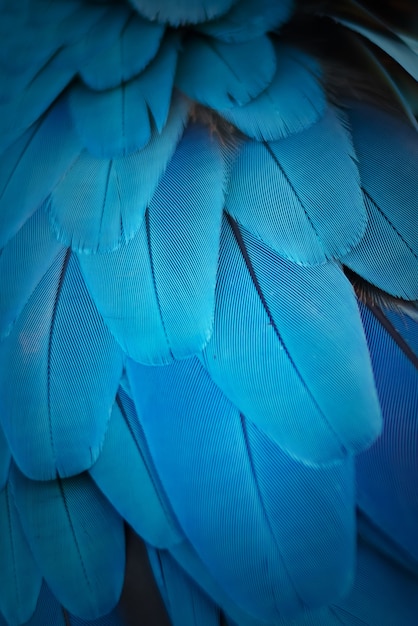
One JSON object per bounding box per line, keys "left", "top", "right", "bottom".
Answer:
{"left": 219, "top": 45, "right": 325, "bottom": 141}
{"left": 198, "top": 0, "right": 293, "bottom": 42}
{"left": 342, "top": 104, "right": 418, "bottom": 299}
{"left": 89, "top": 392, "right": 184, "bottom": 549}
{"left": 0, "top": 428, "right": 10, "bottom": 491}
{"left": 79, "top": 13, "right": 164, "bottom": 90}
{"left": 202, "top": 217, "right": 381, "bottom": 463}
{"left": 50, "top": 93, "right": 189, "bottom": 253}
{"left": 0, "top": 483, "right": 42, "bottom": 625}
{"left": 130, "top": 0, "right": 238, "bottom": 25}
{"left": 175, "top": 35, "right": 276, "bottom": 108}
{"left": 225, "top": 107, "right": 365, "bottom": 264}
{"left": 10, "top": 467, "right": 125, "bottom": 620}
{"left": 0, "top": 100, "right": 83, "bottom": 248}
{"left": 69, "top": 36, "right": 179, "bottom": 158}
{"left": 0, "top": 251, "right": 124, "bottom": 480}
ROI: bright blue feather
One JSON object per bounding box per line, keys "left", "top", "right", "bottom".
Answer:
{"left": 79, "top": 13, "right": 164, "bottom": 90}
{"left": 146, "top": 122, "right": 224, "bottom": 358}
{"left": 0, "top": 250, "right": 124, "bottom": 480}
{"left": 342, "top": 104, "right": 418, "bottom": 298}
{"left": 51, "top": 93, "right": 188, "bottom": 253}
{"left": 0, "top": 100, "right": 83, "bottom": 248}
{"left": 10, "top": 466, "right": 125, "bottom": 621}
{"left": 0, "top": 483, "right": 42, "bottom": 625}
{"left": 89, "top": 392, "right": 184, "bottom": 549}
{"left": 198, "top": 0, "right": 293, "bottom": 42}
{"left": 69, "top": 36, "right": 179, "bottom": 158}
{"left": 78, "top": 122, "right": 222, "bottom": 363}
{"left": 202, "top": 217, "right": 381, "bottom": 463}
{"left": 130, "top": 0, "right": 237, "bottom": 25}
{"left": 175, "top": 35, "right": 276, "bottom": 109}
{"left": 127, "top": 355, "right": 357, "bottom": 621}
{"left": 219, "top": 45, "right": 325, "bottom": 141}
{"left": 225, "top": 107, "right": 365, "bottom": 264}
{"left": 356, "top": 304, "right": 418, "bottom": 562}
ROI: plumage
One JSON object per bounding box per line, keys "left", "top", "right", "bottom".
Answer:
{"left": 0, "top": 0, "right": 417, "bottom": 625}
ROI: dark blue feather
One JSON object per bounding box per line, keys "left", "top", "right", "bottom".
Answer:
{"left": 356, "top": 304, "right": 418, "bottom": 562}
{"left": 199, "top": 0, "right": 293, "bottom": 42}
{"left": 79, "top": 13, "right": 164, "bottom": 90}
{"left": 10, "top": 466, "right": 125, "bottom": 621}
{"left": 225, "top": 107, "right": 365, "bottom": 264}
{"left": 220, "top": 45, "right": 325, "bottom": 141}
{"left": 175, "top": 35, "right": 276, "bottom": 109}
{"left": 69, "top": 36, "right": 179, "bottom": 158}
{"left": 202, "top": 217, "right": 381, "bottom": 463}
{"left": 0, "top": 482, "right": 42, "bottom": 625}
{"left": 0, "top": 207, "right": 64, "bottom": 340}
{"left": 51, "top": 93, "right": 189, "bottom": 253}
{"left": 343, "top": 104, "right": 418, "bottom": 299}
{"left": 131, "top": 0, "right": 237, "bottom": 25}
{"left": 0, "top": 100, "right": 83, "bottom": 248}
{"left": 0, "top": 251, "right": 124, "bottom": 480}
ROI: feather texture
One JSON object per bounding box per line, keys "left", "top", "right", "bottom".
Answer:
{"left": 130, "top": 0, "right": 238, "bottom": 25}
{"left": 225, "top": 107, "right": 365, "bottom": 264}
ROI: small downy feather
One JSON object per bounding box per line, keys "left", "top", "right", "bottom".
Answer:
{"left": 69, "top": 36, "right": 179, "bottom": 159}
{"left": 199, "top": 0, "right": 293, "bottom": 42}
{"left": 130, "top": 0, "right": 238, "bottom": 25}
{"left": 79, "top": 13, "right": 164, "bottom": 90}
{"left": 0, "top": 250, "right": 124, "bottom": 480}
{"left": 0, "top": 482, "right": 42, "bottom": 625}
{"left": 50, "top": 93, "right": 189, "bottom": 253}
{"left": 342, "top": 104, "right": 418, "bottom": 299}
{"left": 0, "top": 99, "right": 83, "bottom": 248}
{"left": 175, "top": 35, "right": 276, "bottom": 109}
{"left": 10, "top": 466, "right": 125, "bottom": 621}
{"left": 79, "top": 122, "right": 223, "bottom": 363}
{"left": 202, "top": 217, "right": 381, "bottom": 463}
{"left": 225, "top": 107, "right": 365, "bottom": 265}
{"left": 89, "top": 391, "right": 184, "bottom": 549}
{"left": 127, "top": 355, "right": 356, "bottom": 622}
{"left": 356, "top": 304, "right": 418, "bottom": 562}
{"left": 219, "top": 45, "right": 325, "bottom": 141}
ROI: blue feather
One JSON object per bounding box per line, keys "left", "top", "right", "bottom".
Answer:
{"left": 175, "top": 35, "right": 276, "bottom": 109}
{"left": 148, "top": 549, "right": 222, "bottom": 626}
{"left": 0, "top": 207, "right": 63, "bottom": 340}
{"left": 225, "top": 107, "right": 365, "bottom": 264}
{"left": 130, "top": 0, "right": 237, "bottom": 25}
{"left": 51, "top": 93, "right": 189, "bottom": 253}
{"left": 78, "top": 122, "right": 222, "bottom": 363}
{"left": 127, "top": 355, "right": 356, "bottom": 621}
{"left": 69, "top": 36, "right": 179, "bottom": 158}
{"left": 356, "top": 304, "right": 418, "bottom": 562}
{"left": 89, "top": 392, "right": 184, "bottom": 549}
{"left": 0, "top": 251, "right": 124, "bottom": 480}
{"left": 343, "top": 104, "right": 418, "bottom": 299}
{"left": 10, "top": 466, "right": 125, "bottom": 621}
{"left": 0, "top": 428, "right": 10, "bottom": 491}
{"left": 202, "top": 217, "right": 381, "bottom": 463}
{"left": 219, "top": 45, "right": 325, "bottom": 141}
{"left": 198, "top": 0, "right": 293, "bottom": 42}
{"left": 0, "top": 100, "right": 83, "bottom": 248}
{"left": 0, "top": 483, "right": 42, "bottom": 625}
{"left": 146, "top": 122, "right": 224, "bottom": 358}
{"left": 79, "top": 13, "right": 164, "bottom": 90}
